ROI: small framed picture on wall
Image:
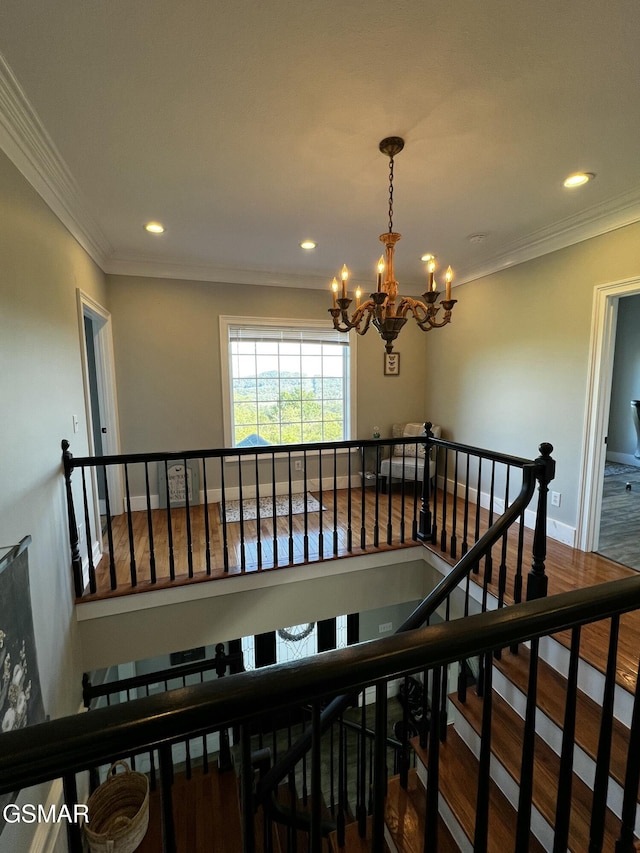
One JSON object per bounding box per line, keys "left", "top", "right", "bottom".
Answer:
{"left": 384, "top": 352, "right": 400, "bottom": 376}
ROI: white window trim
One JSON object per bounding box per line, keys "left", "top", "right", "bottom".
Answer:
{"left": 219, "top": 315, "right": 357, "bottom": 449}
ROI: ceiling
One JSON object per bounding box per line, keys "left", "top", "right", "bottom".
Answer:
{"left": 1, "top": 0, "right": 639, "bottom": 293}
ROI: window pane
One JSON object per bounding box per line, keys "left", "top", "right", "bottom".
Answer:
{"left": 226, "top": 323, "right": 350, "bottom": 447}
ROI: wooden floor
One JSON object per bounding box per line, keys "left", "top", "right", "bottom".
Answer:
{"left": 598, "top": 468, "right": 640, "bottom": 570}
{"left": 82, "top": 485, "right": 640, "bottom": 694}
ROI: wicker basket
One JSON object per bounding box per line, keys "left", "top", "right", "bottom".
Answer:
{"left": 84, "top": 760, "right": 149, "bottom": 853}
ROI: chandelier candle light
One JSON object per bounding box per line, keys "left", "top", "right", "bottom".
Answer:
{"left": 328, "top": 137, "right": 457, "bottom": 353}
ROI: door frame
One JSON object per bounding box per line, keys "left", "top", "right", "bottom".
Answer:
{"left": 77, "top": 290, "right": 123, "bottom": 527}
{"left": 577, "top": 275, "right": 640, "bottom": 551}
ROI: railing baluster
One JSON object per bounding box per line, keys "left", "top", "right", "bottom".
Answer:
{"left": 373, "top": 445, "right": 380, "bottom": 548}
{"left": 303, "top": 449, "right": 310, "bottom": 561}
{"left": 240, "top": 724, "right": 255, "bottom": 853}
{"left": 310, "top": 701, "right": 322, "bottom": 853}
{"left": 158, "top": 744, "right": 177, "bottom": 853}
{"left": 431, "top": 441, "right": 440, "bottom": 546}
{"left": 62, "top": 772, "right": 83, "bottom": 853}
{"left": 255, "top": 452, "right": 262, "bottom": 570}
{"left": 163, "top": 460, "right": 175, "bottom": 581}
{"left": 219, "top": 456, "right": 230, "bottom": 572}
{"left": 474, "top": 650, "right": 493, "bottom": 853}
{"left": 183, "top": 459, "right": 193, "bottom": 578}
{"left": 144, "top": 461, "right": 157, "bottom": 583}
{"left": 372, "top": 682, "right": 387, "bottom": 853}
{"left": 103, "top": 462, "right": 117, "bottom": 589}
{"left": 337, "top": 716, "right": 346, "bottom": 848}
{"left": 498, "top": 465, "right": 510, "bottom": 609}
{"left": 124, "top": 463, "right": 137, "bottom": 587}
{"left": 319, "top": 449, "right": 325, "bottom": 559}
{"left": 450, "top": 449, "right": 459, "bottom": 558}
{"left": 346, "top": 448, "right": 353, "bottom": 552}
{"left": 515, "top": 637, "right": 538, "bottom": 850}
{"left": 238, "top": 455, "right": 246, "bottom": 572}
{"left": 474, "top": 456, "right": 482, "bottom": 554}
{"left": 589, "top": 615, "right": 620, "bottom": 852}
{"left": 462, "top": 452, "right": 471, "bottom": 555}
{"left": 485, "top": 460, "right": 495, "bottom": 584}
{"left": 425, "top": 665, "right": 441, "bottom": 851}
{"left": 360, "top": 443, "right": 367, "bottom": 548}
{"left": 615, "top": 652, "right": 640, "bottom": 852}
{"left": 271, "top": 452, "right": 278, "bottom": 567}
{"left": 440, "top": 446, "right": 449, "bottom": 552}
{"left": 81, "top": 468, "right": 96, "bottom": 593}
{"left": 527, "top": 442, "right": 555, "bottom": 600}
{"left": 357, "top": 690, "right": 367, "bottom": 836}
{"left": 336, "top": 447, "right": 340, "bottom": 557}
{"left": 287, "top": 452, "right": 294, "bottom": 564}
{"left": 553, "top": 625, "right": 580, "bottom": 853}
{"left": 201, "top": 458, "right": 211, "bottom": 574}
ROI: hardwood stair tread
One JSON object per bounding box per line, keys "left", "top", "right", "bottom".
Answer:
{"left": 136, "top": 765, "right": 242, "bottom": 852}
{"left": 493, "top": 645, "right": 632, "bottom": 790}
{"left": 329, "top": 814, "right": 391, "bottom": 852}
{"left": 385, "top": 769, "right": 459, "bottom": 852}
{"left": 450, "top": 686, "right": 624, "bottom": 851}
{"left": 412, "top": 729, "right": 546, "bottom": 853}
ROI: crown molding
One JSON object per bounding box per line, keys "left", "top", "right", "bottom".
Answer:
{"left": 456, "top": 186, "right": 640, "bottom": 285}
{"left": 104, "top": 256, "right": 331, "bottom": 290}
{"left": 0, "top": 53, "right": 112, "bottom": 266}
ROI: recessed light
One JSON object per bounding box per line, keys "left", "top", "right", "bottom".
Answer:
{"left": 300, "top": 240, "right": 316, "bottom": 250}
{"left": 144, "top": 222, "right": 165, "bottom": 234}
{"left": 563, "top": 172, "right": 595, "bottom": 189}
{"left": 420, "top": 253, "right": 435, "bottom": 262}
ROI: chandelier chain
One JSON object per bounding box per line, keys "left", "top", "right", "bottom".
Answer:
{"left": 388, "top": 155, "right": 395, "bottom": 233}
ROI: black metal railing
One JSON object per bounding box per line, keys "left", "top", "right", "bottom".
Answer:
{"left": 1, "top": 577, "right": 640, "bottom": 852}
{"left": 62, "top": 429, "right": 553, "bottom": 600}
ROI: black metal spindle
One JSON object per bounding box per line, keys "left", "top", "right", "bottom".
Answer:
{"left": 254, "top": 453, "right": 263, "bottom": 570}
{"left": 240, "top": 724, "right": 255, "bottom": 853}
{"left": 431, "top": 440, "right": 440, "bottom": 546}
{"left": 287, "top": 452, "right": 294, "bottom": 564}
{"left": 515, "top": 637, "right": 539, "bottom": 850}
{"left": 589, "top": 615, "right": 620, "bottom": 852}
{"left": 418, "top": 427, "right": 433, "bottom": 543}
{"left": 337, "top": 717, "right": 346, "bottom": 848}
{"left": 81, "top": 468, "right": 96, "bottom": 593}
{"left": 462, "top": 452, "right": 471, "bottom": 555}
{"left": 357, "top": 691, "right": 367, "bottom": 837}
{"left": 450, "top": 450, "right": 459, "bottom": 558}
{"left": 553, "top": 625, "right": 581, "bottom": 853}
{"left": 360, "top": 443, "right": 367, "bottom": 549}
{"left": 62, "top": 772, "right": 83, "bottom": 853}
{"left": 424, "top": 665, "right": 441, "bottom": 851}
{"left": 615, "top": 653, "right": 640, "bottom": 852}
{"left": 163, "top": 460, "right": 175, "bottom": 581}
{"left": 373, "top": 445, "right": 380, "bottom": 548}
{"left": 498, "top": 465, "right": 510, "bottom": 609}
{"left": 102, "top": 463, "right": 117, "bottom": 589}
{"left": 372, "top": 682, "right": 387, "bottom": 853}
{"left": 346, "top": 448, "right": 353, "bottom": 552}
{"left": 201, "top": 458, "right": 211, "bottom": 574}
{"left": 310, "top": 701, "right": 323, "bottom": 853}
{"left": 144, "top": 461, "right": 157, "bottom": 583}
{"left": 319, "top": 449, "right": 326, "bottom": 559}
{"left": 124, "top": 463, "right": 137, "bottom": 586}
{"left": 440, "top": 447, "right": 449, "bottom": 552}
{"left": 238, "top": 455, "right": 247, "bottom": 572}
{"left": 474, "top": 457, "right": 482, "bottom": 554}
{"left": 336, "top": 447, "right": 340, "bottom": 557}
{"left": 219, "top": 457, "right": 230, "bottom": 572}
{"left": 158, "top": 744, "right": 177, "bottom": 853}
{"left": 271, "top": 452, "right": 278, "bottom": 567}
{"left": 484, "top": 461, "right": 495, "bottom": 584}
{"left": 303, "top": 450, "right": 310, "bottom": 561}
{"left": 473, "top": 650, "right": 493, "bottom": 853}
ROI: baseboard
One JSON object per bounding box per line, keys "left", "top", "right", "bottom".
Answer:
{"left": 439, "top": 475, "right": 576, "bottom": 548}
{"left": 127, "top": 475, "right": 354, "bottom": 512}
{"left": 606, "top": 451, "right": 640, "bottom": 467}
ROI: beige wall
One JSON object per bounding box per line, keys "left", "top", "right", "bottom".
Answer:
{"left": 106, "top": 273, "right": 431, "bottom": 456}
{"left": 423, "top": 221, "right": 640, "bottom": 530}
{"left": 0, "top": 148, "right": 109, "bottom": 848}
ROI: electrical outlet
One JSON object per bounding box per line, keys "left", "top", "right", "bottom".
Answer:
{"left": 551, "top": 491, "right": 561, "bottom": 507}
{"left": 294, "top": 460, "right": 303, "bottom": 471}
{"left": 379, "top": 622, "right": 393, "bottom": 633}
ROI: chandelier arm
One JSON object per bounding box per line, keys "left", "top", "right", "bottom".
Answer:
{"left": 397, "top": 297, "right": 457, "bottom": 331}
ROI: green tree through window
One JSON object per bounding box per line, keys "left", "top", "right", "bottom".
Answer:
{"left": 222, "top": 321, "right": 352, "bottom": 447}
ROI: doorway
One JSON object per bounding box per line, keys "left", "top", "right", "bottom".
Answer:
{"left": 577, "top": 277, "right": 640, "bottom": 561}
{"left": 78, "top": 291, "right": 122, "bottom": 548}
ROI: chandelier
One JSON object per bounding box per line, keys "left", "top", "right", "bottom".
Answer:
{"left": 328, "top": 137, "right": 457, "bottom": 354}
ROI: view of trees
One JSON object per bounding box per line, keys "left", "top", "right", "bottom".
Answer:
{"left": 233, "top": 373, "right": 344, "bottom": 445}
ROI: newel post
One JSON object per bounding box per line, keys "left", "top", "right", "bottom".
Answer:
{"left": 526, "top": 442, "right": 555, "bottom": 601}
{"left": 62, "top": 440, "right": 83, "bottom": 598}
{"left": 418, "top": 422, "right": 434, "bottom": 543}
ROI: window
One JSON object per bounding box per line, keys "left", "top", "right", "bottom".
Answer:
{"left": 220, "top": 317, "right": 354, "bottom": 447}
